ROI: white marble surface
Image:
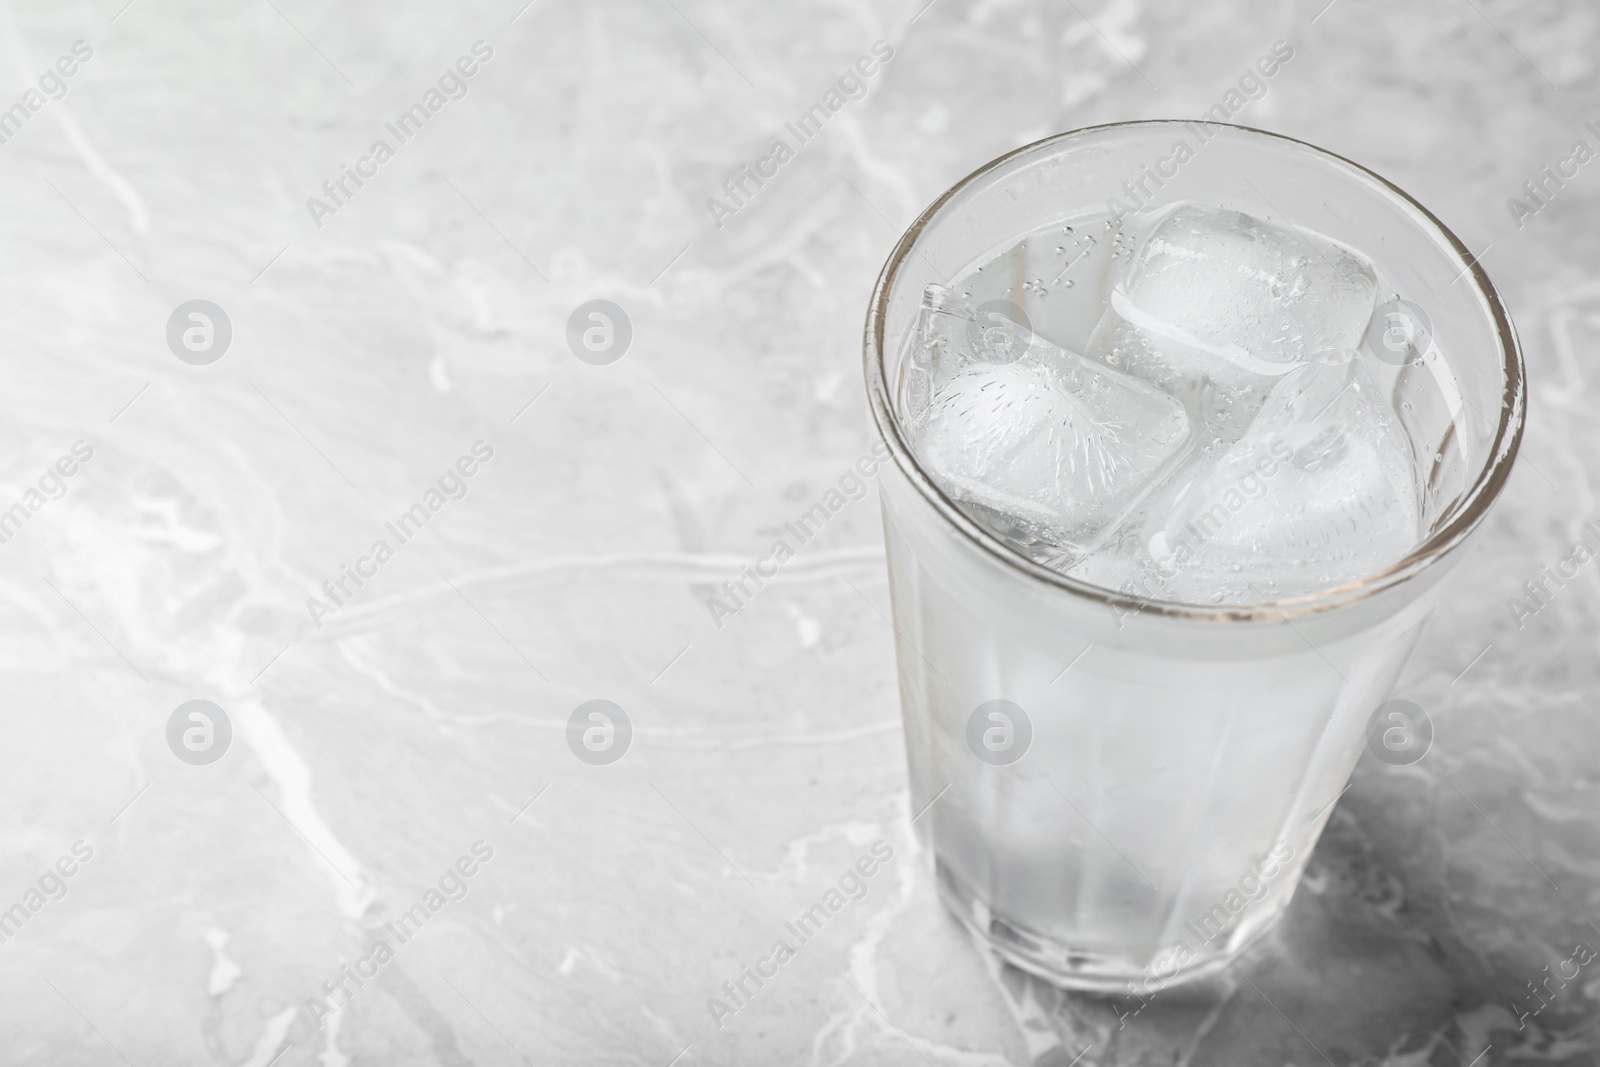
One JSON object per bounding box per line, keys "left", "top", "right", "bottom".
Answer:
{"left": 0, "top": 0, "right": 1596, "bottom": 1063}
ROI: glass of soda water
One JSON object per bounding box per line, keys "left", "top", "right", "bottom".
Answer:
{"left": 862, "top": 121, "right": 1525, "bottom": 992}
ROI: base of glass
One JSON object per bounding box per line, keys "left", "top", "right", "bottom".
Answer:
{"left": 934, "top": 859, "right": 1284, "bottom": 995}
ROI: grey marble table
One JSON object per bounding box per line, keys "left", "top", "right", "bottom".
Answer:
{"left": 0, "top": 0, "right": 1595, "bottom": 1063}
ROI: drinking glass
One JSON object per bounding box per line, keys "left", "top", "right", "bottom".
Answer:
{"left": 862, "top": 121, "right": 1525, "bottom": 991}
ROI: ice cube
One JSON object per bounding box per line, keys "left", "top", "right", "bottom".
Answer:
{"left": 1088, "top": 203, "right": 1380, "bottom": 449}
{"left": 1148, "top": 354, "right": 1421, "bottom": 602}
{"left": 907, "top": 292, "right": 1193, "bottom": 560}
{"left": 1117, "top": 202, "right": 1380, "bottom": 366}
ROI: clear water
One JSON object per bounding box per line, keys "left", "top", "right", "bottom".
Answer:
{"left": 900, "top": 202, "right": 1426, "bottom": 605}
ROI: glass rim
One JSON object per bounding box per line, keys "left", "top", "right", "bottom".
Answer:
{"left": 863, "top": 119, "right": 1527, "bottom": 623}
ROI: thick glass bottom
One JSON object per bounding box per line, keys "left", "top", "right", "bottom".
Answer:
{"left": 934, "top": 857, "right": 1287, "bottom": 995}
